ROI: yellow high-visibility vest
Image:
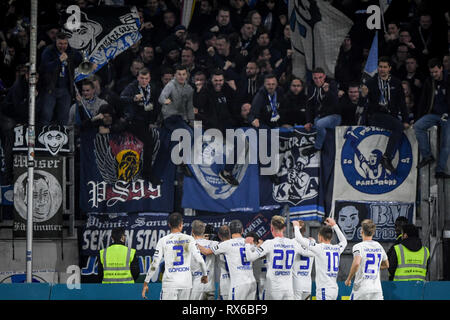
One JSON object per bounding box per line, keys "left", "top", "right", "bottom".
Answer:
{"left": 393, "top": 244, "right": 429, "bottom": 281}
{"left": 99, "top": 244, "right": 136, "bottom": 284}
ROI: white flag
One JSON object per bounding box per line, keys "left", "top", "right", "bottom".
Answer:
{"left": 289, "top": 0, "right": 353, "bottom": 79}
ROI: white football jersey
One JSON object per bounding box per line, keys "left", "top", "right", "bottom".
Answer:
{"left": 191, "top": 238, "right": 218, "bottom": 292}
{"left": 217, "top": 254, "right": 230, "bottom": 298}
{"left": 292, "top": 246, "right": 315, "bottom": 294}
{"left": 245, "top": 237, "right": 308, "bottom": 293}
{"left": 351, "top": 240, "right": 387, "bottom": 294}
{"left": 211, "top": 237, "right": 256, "bottom": 288}
{"left": 294, "top": 225, "right": 347, "bottom": 291}
{"left": 144, "top": 232, "right": 207, "bottom": 289}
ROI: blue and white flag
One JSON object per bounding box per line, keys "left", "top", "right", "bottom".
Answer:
{"left": 181, "top": 128, "right": 260, "bottom": 213}
{"left": 79, "top": 128, "right": 176, "bottom": 213}
{"left": 260, "top": 126, "right": 324, "bottom": 221}
{"left": 363, "top": 31, "right": 378, "bottom": 81}
{"left": 331, "top": 126, "right": 418, "bottom": 218}
{"left": 63, "top": 6, "right": 142, "bottom": 82}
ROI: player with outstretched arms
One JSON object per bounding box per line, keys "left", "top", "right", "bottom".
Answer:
{"left": 292, "top": 220, "right": 315, "bottom": 300}
{"left": 141, "top": 212, "right": 207, "bottom": 300}
{"left": 345, "top": 219, "right": 389, "bottom": 300}
{"left": 292, "top": 217, "right": 347, "bottom": 300}
{"left": 198, "top": 220, "right": 257, "bottom": 300}
{"left": 190, "top": 220, "right": 218, "bottom": 300}
{"left": 245, "top": 215, "right": 311, "bottom": 300}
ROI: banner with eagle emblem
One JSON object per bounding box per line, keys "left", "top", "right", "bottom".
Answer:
{"left": 79, "top": 128, "right": 175, "bottom": 213}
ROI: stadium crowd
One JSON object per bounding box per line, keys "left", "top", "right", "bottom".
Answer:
{"left": 0, "top": 0, "right": 449, "bottom": 182}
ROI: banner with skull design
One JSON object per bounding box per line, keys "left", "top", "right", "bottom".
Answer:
{"left": 331, "top": 126, "right": 418, "bottom": 233}
{"left": 79, "top": 127, "right": 176, "bottom": 213}
{"left": 62, "top": 6, "right": 142, "bottom": 82}
{"left": 13, "top": 155, "right": 64, "bottom": 238}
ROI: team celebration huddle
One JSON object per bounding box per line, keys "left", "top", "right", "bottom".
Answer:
{"left": 141, "top": 212, "right": 388, "bottom": 300}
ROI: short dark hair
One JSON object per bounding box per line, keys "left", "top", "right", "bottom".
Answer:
{"left": 81, "top": 79, "right": 95, "bottom": 89}
{"left": 56, "top": 32, "right": 68, "bottom": 40}
{"left": 378, "top": 56, "right": 392, "bottom": 66}
{"left": 428, "top": 57, "right": 443, "bottom": 69}
{"left": 264, "top": 73, "right": 277, "bottom": 81}
{"left": 229, "top": 219, "right": 243, "bottom": 235}
{"left": 138, "top": 68, "right": 151, "bottom": 76}
{"left": 217, "top": 225, "right": 231, "bottom": 241}
{"left": 175, "top": 64, "right": 187, "bottom": 72}
{"left": 312, "top": 67, "right": 326, "bottom": 74}
{"left": 348, "top": 81, "right": 360, "bottom": 89}
{"left": 111, "top": 227, "right": 125, "bottom": 243}
{"left": 169, "top": 212, "right": 183, "bottom": 229}
{"left": 402, "top": 224, "right": 419, "bottom": 238}
{"left": 211, "top": 68, "right": 224, "bottom": 78}
{"left": 318, "top": 225, "right": 333, "bottom": 241}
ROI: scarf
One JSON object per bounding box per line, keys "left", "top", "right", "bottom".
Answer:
{"left": 268, "top": 91, "right": 279, "bottom": 122}
{"left": 139, "top": 84, "right": 153, "bottom": 111}
{"left": 377, "top": 76, "right": 391, "bottom": 107}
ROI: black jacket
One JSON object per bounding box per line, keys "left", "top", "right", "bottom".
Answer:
{"left": 366, "top": 74, "right": 409, "bottom": 123}
{"left": 38, "top": 44, "right": 82, "bottom": 95}
{"left": 279, "top": 90, "right": 307, "bottom": 126}
{"left": 249, "top": 86, "right": 285, "bottom": 128}
{"left": 416, "top": 71, "right": 450, "bottom": 119}
{"left": 387, "top": 236, "right": 429, "bottom": 281}
{"left": 305, "top": 78, "right": 340, "bottom": 123}
{"left": 120, "top": 80, "right": 161, "bottom": 127}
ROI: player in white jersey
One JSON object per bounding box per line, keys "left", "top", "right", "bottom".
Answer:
{"left": 216, "top": 225, "right": 231, "bottom": 300}
{"left": 293, "top": 218, "right": 347, "bottom": 300}
{"left": 142, "top": 212, "right": 207, "bottom": 300}
{"left": 199, "top": 220, "right": 257, "bottom": 300}
{"left": 245, "top": 215, "right": 310, "bottom": 300}
{"left": 190, "top": 220, "right": 218, "bottom": 300}
{"left": 345, "top": 219, "right": 389, "bottom": 300}
{"left": 292, "top": 220, "right": 315, "bottom": 300}
{"left": 246, "top": 232, "right": 267, "bottom": 300}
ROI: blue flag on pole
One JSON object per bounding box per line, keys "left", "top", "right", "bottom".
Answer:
{"left": 363, "top": 31, "right": 378, "bottom": 79}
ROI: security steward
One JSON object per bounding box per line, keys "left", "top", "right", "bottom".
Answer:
{"left": 388, "top": 224, "right": 430, "bottom": 281}
{"left": 98, "top": 227, "right": 140, "bottom": 283}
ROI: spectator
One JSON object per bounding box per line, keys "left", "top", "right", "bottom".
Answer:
{"left": 68, "top": 79, "right": 107, "bottom": 128}
{"left": 361, "top": 56, "right": 410, "bottom": 173}
{"left": 335, "top": 35, "right": 363, "bottom": 92}
{"left": 237, "top": 60, "right": 263, "bottom": 103}
{"left": 237, "top": 101, "right": 252, "bottom": 127}
{"left": 89, "top": 75, "right": 122, "bottom": 119}
{"left": 248, "top": 73, "right": 285, "bottom": 129}
{"left": 159, "top": 64, "right": 195, "bottom": 176}
{"left": 414, "top": 58, "right": 450, "bottom": 179}
{"left": 398, "top": 28, "right": 420, "bottom": 59}
{"left": 210, "top": 7, "right": 236, "bottom": 35}
{"left": 302, "top": 68, "right": 341, "bottom": 157}
{"left": 120, "top": 68, "right": 162, "bottom": 185}
{"left": 188, "top": 0, "right": 215, "bottom": 35}
{"left": 160, "top": 40, "right": 181, "bottom": 70}
{"left": 401, "top": 80, "right": 416, "bottom": 123}
{"left": 443, "top": 53, "right": 450, "bottom": 72}
{"left": 404, "top": 55, "right": 424, "bottom": 107}
{"left": 197, "top": 69, "right": 239, "bottom": 186}
{"left": 239, "top": 19, "right": 256, "bottom": 57}
{"left": 192, "top": 70, "right": 208, "bottom": 122}
{"left": 388, "top": 224, "right": 430, "bottom": 282}
{"left": 391, "top": 44, "right": 409, "bottom": 79}
{"left": 114, "top": 59, "right": 144, "bottom": 96}
{"left": 279, "top": 77, "right": 307, "bottom": 127}
{"left": 139, "top": 44, "right": 158, "bottom": 78}
{"left": 339, "top": 82, "right": 367, "bottom": 126}
{"left": 387, "top": 216, "right": 410, "bottom": 281}
{"left": 208, "top": 34, "right": 246, "bottom": 81}
{"left": 38, "top": 32, "right": 82, "bottom": 125}
{"left": 229, "top": 0, "right": 250, "bottom": 32}
{"left": 381, "top": 21, "right": 400, "bottom": 57}
{"left": 255, "top": 0, "right": 287, "bottom": 40}
{"left": 247, "top": 10, "right": 263, "bottom": 34}
{"left": 152, "top": 10, "right": 177, "bottom": 48}
{"left": 180, "top": 47, "right": 202, "bottom": 85}
{"left": 185, "top": 33, "right": 211, "bottom": 71}
{"left": 114, "top": 39, "right": 141, "bottom": 81}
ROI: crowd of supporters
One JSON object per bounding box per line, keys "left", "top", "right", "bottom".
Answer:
{"left": 0, "top": 0, "right": 449, "bottom": 186}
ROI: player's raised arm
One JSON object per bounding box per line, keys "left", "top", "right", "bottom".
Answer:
{"left": 245, "top": 239, "right": 267, "bottom": 262}
{"left": 191, "top": 239, "right": 208, "bottom": 283}
{"left": 326, "top": 218, "right": 348, "bottom": 252}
